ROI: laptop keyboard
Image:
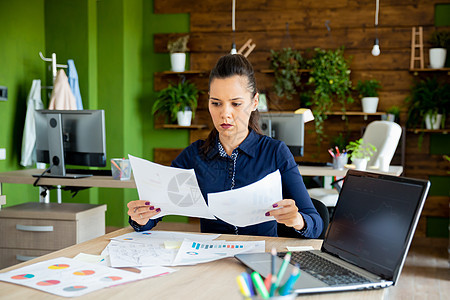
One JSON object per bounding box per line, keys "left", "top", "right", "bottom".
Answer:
{"left": 278, "top": 251, "right": 371, "bottom": 286}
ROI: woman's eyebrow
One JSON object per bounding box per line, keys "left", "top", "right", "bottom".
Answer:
{"left": 209, "top": 97, "right": 244, "bottom": 101}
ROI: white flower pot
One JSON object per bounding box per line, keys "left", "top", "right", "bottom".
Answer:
{"left": 361, "top": 97, "right": 379, "bottom": 113}
{"left": 170, "top": 53, "right": 186, "bottom": 72}
{"left": 429, "top": 48, "right": 447, "bottom": 69}
{"left": 425, "top": 113, "right": 442, "bottom": 130}
{"left": 352, "top": 158, "right": 368, "bottom": 171}
{"left": 177, "top": 110, "right": 192, "bottom": 126}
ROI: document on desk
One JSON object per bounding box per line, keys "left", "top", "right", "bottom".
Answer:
{"left": 207, "top": 170, "right": 282, "bottom": 227}
{"left": 129, "top": 155, "right": 216, "bottom": 220}
{"left": 0, "top": 257, "right": 142, "bottom": 298}
{"left": 110, "top": 230, "right": 220, "bottom": 244}
{"left": 107, "top": 231, "right": 221, "bottom": 267}
{"left": 172, "top": 239, "right": 265, "bottom": 266}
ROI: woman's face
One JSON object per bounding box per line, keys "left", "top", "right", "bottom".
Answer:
{"left": 209, "top": 75, "right": 258, "bottom": 143}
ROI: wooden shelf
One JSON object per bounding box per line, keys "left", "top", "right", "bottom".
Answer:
{"left": 407, "top": 128, "right": 448, "bottom": 134}
{"left": 410, "top": 68, "right": 450, "bottom": 75}
{"left": 259, "top": 69, "right": 311, "bottom": 74}
{"left": 325, "top": 111, "right": 386, "bottom": 116}
{"left": 157, "top": 70, "right": 206, "bottom": 75}
{"left": 156, "top": 124, "right": 208, "bottom": 130}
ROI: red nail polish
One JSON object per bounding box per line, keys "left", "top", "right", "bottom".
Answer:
{"left": 156, "top": 208, "right": 161, "bottom": 212}
{"left": 145, "top": 201, "right": 150, "bottom": 205}
{"left": 272, "top": 204, "right": 278, "bottom": 208}
{"left": 149, "top": 206, "right": 154, "bottom": 210}
{"left": 265, "top": 212, "right": 270, "bottom": 216}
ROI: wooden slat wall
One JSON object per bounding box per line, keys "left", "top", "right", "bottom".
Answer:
{"left": 153, "top": 0, "right": 450, "bottom": 236}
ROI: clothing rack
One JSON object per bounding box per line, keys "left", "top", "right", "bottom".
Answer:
{"left": 38, "top": 51, "right": 68, "bottom": 204}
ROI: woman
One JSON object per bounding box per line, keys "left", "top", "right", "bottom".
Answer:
{"left": 127, "top": 54, "right": 322, "bottom": 238}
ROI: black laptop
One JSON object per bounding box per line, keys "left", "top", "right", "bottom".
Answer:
{"left": 235, "top": 170, "right": 430, "bottom": 295}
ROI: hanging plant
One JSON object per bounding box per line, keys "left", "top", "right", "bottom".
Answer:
{"left": 269, "top": 48, "right": 305, "bottom": 100}
{"left": 306, "top": 47, "right": 353, "bottom": 148}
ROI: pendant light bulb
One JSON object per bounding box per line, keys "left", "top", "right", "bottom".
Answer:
{"left": 230, "top": 42, "right": 237, "bottom": 55}
{"left": 371, "top": 38, "right": 380, "bottom": 56}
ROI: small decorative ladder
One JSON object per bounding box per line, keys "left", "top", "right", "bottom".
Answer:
{"left": 410, "top": 26, "right": 424, "bottom": 70}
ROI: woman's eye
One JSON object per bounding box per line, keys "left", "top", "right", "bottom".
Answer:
{"left": 232, "top": 102, "right": 242, "bottom": 107}
{"left": 210, "top": 101, "right": 220, "bottom": 106}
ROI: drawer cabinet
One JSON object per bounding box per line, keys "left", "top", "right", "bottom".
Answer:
{"left": 0, "top": 202, "right": 106, "bottom": 269}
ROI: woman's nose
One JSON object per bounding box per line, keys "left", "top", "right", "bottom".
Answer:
{"left": 220, "top": 103, "right": 233, "bottom": 119}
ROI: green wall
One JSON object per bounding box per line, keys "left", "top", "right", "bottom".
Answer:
{"left": 0, "top": 0, "right": 190, "bottom": 227}
{"left": 0, "top": 0, "right": 46, "bottom": 206}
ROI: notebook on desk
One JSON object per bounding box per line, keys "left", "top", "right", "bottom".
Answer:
{"left": 235, "top": 169, "right": 430, "bottom": 295}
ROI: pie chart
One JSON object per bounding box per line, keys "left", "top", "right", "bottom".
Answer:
{"left": 48, "top": 264, "right": 70, "bottom": 270}
{"left": 11, "top": 274, "right": 34, "bottom": 280}
{"left": 63, "top": 286, "right": 87, "bottom": 292}
{"left": 167, "top": 173, "right": 202, "bottom": 207}
{"left": 100, "top": 276, "right": 122, "bottom": 282}
{"left": 37, "top": 280, "right": 60, "bottom": 286}
{"left": 73, "top": 270, "right": 95, "bottom": 276}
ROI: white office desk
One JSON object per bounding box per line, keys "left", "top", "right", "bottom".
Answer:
{"left": 298, "top": 165, "right": 403, "bottom": 177}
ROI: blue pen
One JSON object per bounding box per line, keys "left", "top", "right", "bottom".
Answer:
{"left": 279, "top": 264, "right": 301, "bottom": 296}
{"left": 241, "top": 271, "right": 255, "bottom": 297}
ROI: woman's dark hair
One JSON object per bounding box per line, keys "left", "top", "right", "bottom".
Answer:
{"left": 201, "top": 54, "right": 262, "bottom": 155}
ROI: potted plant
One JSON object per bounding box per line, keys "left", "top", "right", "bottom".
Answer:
{"left": 429, "top": 30, "right": 450, "bottom": 69}
{"left": 168, "top": 35, "right": 189, "bottom": 72}
{"left": 405, "top": 77, "right": 450, "bottom": 130}
{"left": 385, "top": 105, "right": 401, "bottom": 123}
{"left": 355, "top": 79, "right": 381, "bottom": 113}
{"left": 346, "top": 138, "right": 377, "bottom": 171}
{"left": 152, "top": 80, "right": 199, "bottom": 126}
{"left": 269, "top": 48, "right": 305, "bottom": 100}
{"left": 306, "top": 47, "right": 353, "bottom": 148}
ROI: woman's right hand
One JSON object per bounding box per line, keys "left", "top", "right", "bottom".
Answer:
{"left": 127, "top": 200, "right": 161, "bottom": 225}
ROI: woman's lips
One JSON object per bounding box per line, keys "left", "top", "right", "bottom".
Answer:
{"left": 220, "top": 123, "right": 233, "bottom": 129}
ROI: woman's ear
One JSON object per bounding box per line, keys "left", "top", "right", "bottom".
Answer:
{"left": 253, "top": 93, "right": 259, "bottom": 111}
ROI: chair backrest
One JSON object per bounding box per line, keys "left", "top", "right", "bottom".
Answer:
{"left": 311, "top": 198, "right": 329, "bottom": 239}
{"left": 362, "top": 121, "right": 402, "bottom": 168}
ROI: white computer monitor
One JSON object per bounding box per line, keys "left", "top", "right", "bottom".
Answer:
{"left": 35, "top": 110, "right": 107, "bottom": 178}
{"left": 259, "top": 112, "right": 304, "bottom": 157}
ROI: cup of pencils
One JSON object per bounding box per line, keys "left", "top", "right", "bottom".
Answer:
{"left": 328, "top": 147, "right": 348, "bottom": 170}
{"left": 111, "top": 158, "right": 132, "bottom": 180}
{"left": 236, "top": 250, "right": 299, "bottom": 299}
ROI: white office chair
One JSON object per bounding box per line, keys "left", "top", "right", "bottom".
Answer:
{"left": 307, "top": 120, "right": 402, "bottom": 211}
{"left": 362, "top": 121, "right": 402, "bottom": 169}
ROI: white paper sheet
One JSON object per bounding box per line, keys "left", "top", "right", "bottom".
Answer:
{"left": 129, "top": 155, "right": 216, "bottom": 220}
{"left": 0, "top": 257, "right": 141, "bottom": 298}
{"left": 108, "top": 240, "right": 177, "bottom": 267}
{"left": 110, "top": 230, "right": 220, "bottom": 244}
{"left": 172, "top": 239, "right": 265, "bottom": 266}
{"left": 207, "top": 170, "right": 283, "bottom": 227}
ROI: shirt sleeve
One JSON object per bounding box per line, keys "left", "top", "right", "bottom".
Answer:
{"left": 128, "top": 216, "right": 162, "bottom": 232}
{"left": 276, "top": 142, "right": 323, "bottom": 239}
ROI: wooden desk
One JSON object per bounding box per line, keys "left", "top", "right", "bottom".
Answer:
{"left": 0, "top": 228, "right": 384, "bottom": 299}
{"left": 298, "top": 165, "right": 403, "bottom": 177}
{"left": 0, "top": 169, "right": 136, "bottom": 189}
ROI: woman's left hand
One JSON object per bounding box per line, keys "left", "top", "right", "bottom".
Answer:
{"left": 266, "top": 199, "right": 305, "bottom": 231}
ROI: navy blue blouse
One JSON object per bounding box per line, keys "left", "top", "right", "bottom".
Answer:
{"left": 129, "top": 130, "right": 323, "bottom": 238}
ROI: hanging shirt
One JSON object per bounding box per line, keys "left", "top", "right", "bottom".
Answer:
{"left": 20, "top": 80, "right": 44, "bottom": 167}
{"left": 129, "top": 129, "right": 323, "bottom": 238}
{"left": 48, "top": 69, "right": 77, "bottom": 110}
{"left": 67, "top": 59, "right": 83, "bottom": 110}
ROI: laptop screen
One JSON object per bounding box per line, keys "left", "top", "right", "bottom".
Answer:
{"left": 322, "top": 171, "right": 429, "bottom": 281}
